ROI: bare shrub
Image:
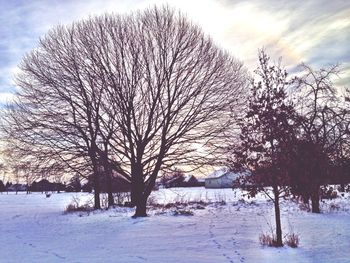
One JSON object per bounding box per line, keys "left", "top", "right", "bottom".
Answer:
{"left": 64, "top": 202, "right": 92, "bottom": 213}
{"left": 298, "top": 201, "right": 311, "bottom": 212}
{"left": 285, "top": 233, "right": 300, "bottom": 248}
{"left": 259, "top": 215, "right": 284, "bottom": 247}
{"left": 173, "top": 209, "right": 194, "bottom": 216}
{"left": 148, "top": 200, "right": 209, "bottom": 215}
{"left": 259, "top": 233, "right": 280, "bottom": 247}
{"left": 189, "top": 201, "right": 206, "bottom": 210}
{"left": 329, "top": 203, "right": 341, "bottom": 212}
{"left": 321, "top": 186, "right": 338, "bottom": 200}
{"left": 64, "top": 196, "right": 92, "bottom": 213}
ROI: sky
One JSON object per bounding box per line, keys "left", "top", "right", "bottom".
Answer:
{"left": 0, "top": 0, "right": 349, "bottom": 104}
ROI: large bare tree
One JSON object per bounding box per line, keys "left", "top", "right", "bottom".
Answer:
{"left": 99, "top": 7, "right": 248, "bottom": 216}
{"left": 2, "top": 6, "right": 248, "bottom": 216}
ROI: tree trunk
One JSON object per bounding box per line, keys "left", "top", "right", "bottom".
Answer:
{"left": 103, "top": 144, "right": 114, "bottom": 208}
{"left": 311, "top": 186, "right": 320, "bottom": 213}
{"left": 130, "top": 165, "right": 143, "bottom": 207}
{"left": 104, "top": 160, "right": 114, "bottom": 208}
{"left": 94, "top": 190, "right": 101, "bottom": 209}
{"left": 93, "top": 170, "right": 101, "bottom": 209}
{"left": 130, "top": 160, "right": 160, "bottom": 217}
{"left": 130, "top": 187, "right": 137, "bottom": 208}
{"left": 131, "top": 177, "right": 148, "bottom": 217}
{"left": 273, "top": 186, "right": 283, "bottom": 247}
{"left": 133, "top": 195, "right": 148, "bottom": 218}
{"left": 107, "top": 172, "right": 114, "bottom": 208}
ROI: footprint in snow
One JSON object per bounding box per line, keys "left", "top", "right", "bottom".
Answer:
{"left": 132, "top": 219, "right": 146, "bottom": 225}
{"left": 223, "top": 252, "right": 235, "bottom": 262}
{"left": 212, "top": 239, "right": 222, "bottom": 249}
{"left": 24, "top": 242, "right": 36, "bottom": 248}
{"left": 52, "top": 252, "right": 65, "bottom": 260}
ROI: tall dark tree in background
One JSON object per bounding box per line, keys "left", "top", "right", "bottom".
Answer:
{"left": 1, "top": 6, "right": 248, "bottom": 216}
{"left": 0, "top": 163, "right": 7, "bottom": 192}
{"left": 231, "top": 50, "right": 297, "bottom": 247}
{"left": 292, "top": 64, "right": 350, "bottom": 213}
{"left": 0, "top": 163, "right": 6, "bottom": 192}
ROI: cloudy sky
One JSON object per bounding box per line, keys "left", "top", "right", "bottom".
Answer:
{"left": 0, "top": 0, "right": 349, "bottom": 104}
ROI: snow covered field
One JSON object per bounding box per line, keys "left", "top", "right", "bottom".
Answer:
{"left": 1, "top": 188, "right": 350, "bottom": 263}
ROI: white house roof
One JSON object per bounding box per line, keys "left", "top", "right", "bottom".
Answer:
{"left": 183, "top": 174, "right": 194, "bottom": 183}
{"left": 206, "top": 167, "right": 229, "bottom": 179}
{"left": 206, "top": 168, "right": 250, "bottom": 180}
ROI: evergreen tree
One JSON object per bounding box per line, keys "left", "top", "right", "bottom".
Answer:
{"left": 231, "top": 50, "right": 297, "bottom": 247}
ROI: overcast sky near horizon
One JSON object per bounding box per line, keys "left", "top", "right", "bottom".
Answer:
{"left": 0, "top": 0, "right": 349, "bottom": 104}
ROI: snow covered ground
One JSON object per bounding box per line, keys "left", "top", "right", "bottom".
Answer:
{"left": 1, "top": 188, "right": 350, "bottom": 263}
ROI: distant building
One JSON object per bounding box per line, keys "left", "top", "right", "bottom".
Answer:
{"left": 197, "top": 178, "right": 205, "bottom": 187}
{"left": 182, "top": 175, "right": 195, "bottom": 186}
{"left": 205, "top": 168, "right": 242, "bottom": 189}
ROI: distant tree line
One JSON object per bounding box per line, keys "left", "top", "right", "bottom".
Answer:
{"left": 0, "top": 174, "right": 132, "bottom": 194}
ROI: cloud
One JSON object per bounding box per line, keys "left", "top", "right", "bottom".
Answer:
{"left": 0, "top": 0, "right": 146, "bottom": 93}
{"left": 0, "top": 0, "right": 349, "bottom": 95}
